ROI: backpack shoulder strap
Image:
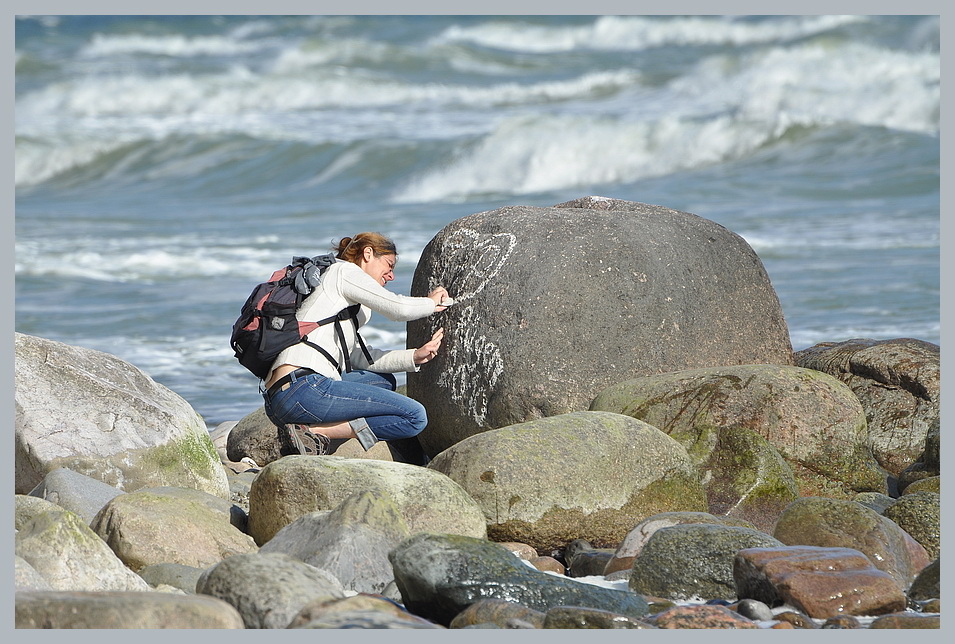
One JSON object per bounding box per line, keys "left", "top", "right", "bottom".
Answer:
{"left": 307, "top": 303, "right": 375, "bottom": 374}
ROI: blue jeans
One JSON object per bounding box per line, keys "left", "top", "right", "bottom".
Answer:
{"left": 262, "top": 369, "right": 428, "bottom": 442}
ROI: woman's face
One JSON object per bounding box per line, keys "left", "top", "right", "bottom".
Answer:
{"left": 360, "top": 248, "right": 396, "bottom": 286}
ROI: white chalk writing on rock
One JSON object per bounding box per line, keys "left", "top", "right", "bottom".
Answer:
{"left": 434, "top": 229, "right": 516, "bottom": 425}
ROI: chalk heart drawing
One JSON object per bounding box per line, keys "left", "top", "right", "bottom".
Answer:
{"left": 434, "top": 229, "right": 517, "bottom": 426}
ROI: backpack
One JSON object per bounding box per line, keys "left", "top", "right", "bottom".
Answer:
{"left": 230, "top": 254, "right": 373, "bottom": 379}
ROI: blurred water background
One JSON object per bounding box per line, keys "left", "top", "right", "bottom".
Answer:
{"left": 14, "top": 14, "right": 939, "bottom": 428}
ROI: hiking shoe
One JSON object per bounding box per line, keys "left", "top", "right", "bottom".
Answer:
{"left": 278, "top": 423, "right": 329, "bottom": 456}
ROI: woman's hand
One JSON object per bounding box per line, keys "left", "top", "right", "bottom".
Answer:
{"left": 413, "top": 327, "right": 445, "bottom": 365}
{"left": 428, "top": 286, "right": 451, "bottom": 311}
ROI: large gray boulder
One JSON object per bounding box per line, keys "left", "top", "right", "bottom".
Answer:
{"left": 590, "top": 364, "right": 887, "bottom": 499}
{"left": 407, "top": 197, "right": 793, "bottom": 456}
{"left": 196, "top": 552, "right": 345, "bottom": 629}
{"left": 247, "top": 455, "right": 487, "bottom": 545}
{"left": 428, "top": 411, "right": 706, "bottom": 552}
{"left": 794, "top": 338, "right": 939, "bottom": 476}
{"left": 15, "top": 332, "right": 229, "bottom": 498}
{"left": 260, "top": 490, "right": 412, "bottom": 594}
{"left": 90, "top": 488, "right": 258, "bottom": 572}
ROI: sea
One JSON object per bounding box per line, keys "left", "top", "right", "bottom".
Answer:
{"left": 14, "top": 15, "right": 940, "bottom": 430}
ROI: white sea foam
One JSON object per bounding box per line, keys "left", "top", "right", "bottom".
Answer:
{"left": 432, "top": 15, "right": 868, "bottom": 54}
{"left": 80, "top": 32, "right": 270, "bottom": 59}
{"left": 790, "top": 322, "right": 941, "bottom": 352}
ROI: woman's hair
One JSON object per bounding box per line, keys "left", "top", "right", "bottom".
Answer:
{"left": 334, "top": 232, "right": 398, "bottom": 264}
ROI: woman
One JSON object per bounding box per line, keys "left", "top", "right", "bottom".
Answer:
{"left": 262, "top": 232, "right": 449, "bottom": 465}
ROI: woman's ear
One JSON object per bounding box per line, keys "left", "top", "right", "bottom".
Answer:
{"left": 362, "top": 246, "right": 375, "bottom": 263}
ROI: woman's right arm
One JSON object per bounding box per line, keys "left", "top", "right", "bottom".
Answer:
{"left": 339, "top": 263, "right": 440, "bottom": 321}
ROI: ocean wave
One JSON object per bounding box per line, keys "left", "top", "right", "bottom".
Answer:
{"left": 15, "top": 228, "right": 430, "bottom": 284}
{"left": 391, "top": 40, "right": 938, "bottom": 203}
{"left": 16, "top": 66, "right": 640, "bottom": 123}
{"left": 391, "top": 112, "right": 778, "bottom": 202}
{"left": 431, "top": 15, "right": 868, "bottom": 54}
{"left": 678, "top": 42, "right": 940, "bottom": 137}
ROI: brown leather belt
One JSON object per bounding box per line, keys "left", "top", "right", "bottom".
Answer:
{"left": 266, "top": 368, "right": 316, "bottom": 397}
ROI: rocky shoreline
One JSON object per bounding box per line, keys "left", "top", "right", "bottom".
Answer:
{"left": 14, "top": 331, "right": 940, "bottom": 629}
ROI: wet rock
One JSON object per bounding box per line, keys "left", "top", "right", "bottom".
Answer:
{"left": 732, "top": 598, "right": 774, "bottom": 622}
{"left": 868, "top": 613, "right": 941, "bottom": 628}
{"left": 289, "top": 594, "right": 443, "bottom": 629}
{"left": 528, "top": 556, "right": 565, "bottom": 574}
{"left": 495, "top": 541, "right": 538, "bottom": 561}
{"left": 651, "top": 604, "right": 759, "bottom": 629}
{"left": 773, "top": 610, "right": 818, "bottom": 628}
{"left": 604, "top": 511, "right": 756, "bottom": 575}
{"left": 907, "top": 558, "right": 940, "bottom": 602}
{"left": 449, "top": 598, "right": 546, "bottom": 629}
{"left": 389, "top": 532, "right": 649, "bottom": 626}
{"left": 627, "top": 523, "right": 783, "bottom": 601}
{"left": 734, "top": 545, "right": 906, "bottom": 619}
{"left": 543, "top": 605, "right": 656, "bottom": 629}
{"left": 821, "top": 615, "right": 862, "bottom": 628}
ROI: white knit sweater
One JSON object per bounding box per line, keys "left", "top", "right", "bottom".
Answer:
{"left": 266, "top": 260, "right": 435, "bottom": 381}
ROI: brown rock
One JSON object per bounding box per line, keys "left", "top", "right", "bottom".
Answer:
{"left": 734, "top": 546, "right": 906, "bottom": 619}
{"left": 528, "top": 556, "right": 565, "bottom": 575}
{"left": 495, "top": 541, "right": 538, "bottom": 561}
{"left": 868, "top": 613, "right": 941, "bottom": 629}
{"left": 543, "top": 605, "right": 655, "bottom": 629}
{"left": 773, "top": 610, "right": 818, "bottom": 628}
{"left": 652, "top": 604, "right": 759, "bottom": 629}
{"left": 772, "top": 496, "right": 930, "bottom": 587}
{"left": 794, "top": 337, "right": 939, "bottom": 476}
{"left": 449, "top": 598, "right": 546, "bottom": 629}
{"left": 821, "top": 615, "right": 861, "bottom": 628}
